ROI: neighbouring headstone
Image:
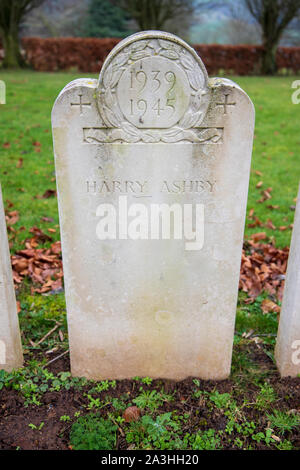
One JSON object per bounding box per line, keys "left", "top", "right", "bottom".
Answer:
{"left": 275, "top": 185, "right": 300, "bottom": 377}
{"left": 0, "top": 185, "right": 23, "bottom": 371}
{"left": 0, "top": 79, "right": 5, "bottom": 105}
{"left": 52, "top": 31, "right": 254, "bottom": 380}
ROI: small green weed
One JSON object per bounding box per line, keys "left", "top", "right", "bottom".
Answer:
{"left": 126, "top": 413, "right": 181, "bottom": 450}
{"left": 133, "top": 388, "right": 172, "bottom": 412}
{"left": 70, "top": 414, "right": 117, "bottom": 450}
{"left": 267, "top": 410, "right": 300, "bottom": 435}
{"left": 185, "top": 429, "right": 223, "bottom": 450}
{"left": 252, "top": 429, "right": 275, "bottom": 446}
{"left": 255, "top": 383, "right": 277, "bottom": 410}
{"left": 209, "top": 391, "right": 232, "bottom": 409}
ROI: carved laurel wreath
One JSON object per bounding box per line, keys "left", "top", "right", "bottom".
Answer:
{"left": 97, "top": 38, "right": 211, "bottom": 143}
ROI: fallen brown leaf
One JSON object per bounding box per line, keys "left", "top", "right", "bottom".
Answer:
{"left": 42, "top": 189, "right": 56, "bottom": 198}
{"left": 123, "top": 406, "right": 141, "bottom": 423}
{"left": 16, "top": 158, "right": 23, "bottom": 168}
{"left": 261, "top": 299, "right": 280, "bottom": 314}
{"left": 251, "top": 232, "right": 267, "bottom": 242}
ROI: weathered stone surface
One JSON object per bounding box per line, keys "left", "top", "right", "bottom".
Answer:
{"left": 52, "top": 31, "right": 254, "bottom": 380}
{"left": 0, "top": 185, "right": 23, "bottom": 371}
{"left": 275, "top": 185, "right": 300, "bottom": 377}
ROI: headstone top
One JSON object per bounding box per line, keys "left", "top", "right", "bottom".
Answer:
{"left": 97, "top": 31, "right": 211, "bottom": 143}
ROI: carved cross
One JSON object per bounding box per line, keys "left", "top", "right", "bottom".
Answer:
{"left": 70, "top": 93, "right": 91, "bottom": 116}
{"left": 216, "top": 93, "right": 236, "bottom": 115}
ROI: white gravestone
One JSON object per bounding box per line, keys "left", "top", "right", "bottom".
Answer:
{"left": 275, "top": 185, "right": 300, "bottom": 377}
{"left": 0, "top": 185, "right": 23, "bottom": 371}
{"left": 52, "top": 31, "right": 254, "bottom": 380}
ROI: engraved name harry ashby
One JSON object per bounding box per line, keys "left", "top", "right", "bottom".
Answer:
{"left": 52, "top": 31, "right": 254, "bottom": 381}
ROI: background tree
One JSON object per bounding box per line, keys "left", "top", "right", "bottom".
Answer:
{"left": 281, "top": 13, "right": 300, "bottom": 46}
{"left": 113, "top": 0, "right": 197, "bottom": 32}
{"left": 84, "top": 0, "right": 130, "bottom": 38}
{"left": 219, "top": 1, "right": 261, "bottom": 45}
{"left": 243, "top": 0, "right": 300, "bottom": 74}
{"left": 22, "top": 0, "right": 89, "bottom": 38}
{"left": 0, "top": 0, "right": 45, "bottom": 68}
{"left": 220, "top": 17, "right": 261, "bottom": 45}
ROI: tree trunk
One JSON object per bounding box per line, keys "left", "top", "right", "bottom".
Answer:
{"left": 261, "top": 41, "right": 278, "bottom": 75}
{"left": 2, "top": 29, "right": 25, "bottom": 69}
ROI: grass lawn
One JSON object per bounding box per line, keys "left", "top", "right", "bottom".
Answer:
{"left": 0, "top": 72, "right": 299, "bottom": 250}
{"left": 0, "top": 72, "right": 299, "bottom": 450}
{"left": 0, "top": 289, "right": 298, "bottom": 450}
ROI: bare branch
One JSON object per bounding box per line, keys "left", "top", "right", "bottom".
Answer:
{"left": 243, "top": 0, "right": 300, "bottom": 73}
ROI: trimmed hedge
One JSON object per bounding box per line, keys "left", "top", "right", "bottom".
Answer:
{"left": 18, "top": 37, "right": 300, "bottom": 75}
{"left": 22, "top": 37, "right": 120, "bottom": 73}
{"left": 276, "top": 46, "right": 300, "bottom": 74}
{"left": 195, "top": 45, "right": 300, "bottom": 75}
{"left": 194, "top": 44, "right": 263, "bottom": 75}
